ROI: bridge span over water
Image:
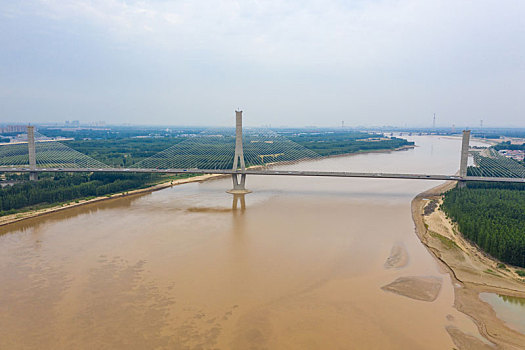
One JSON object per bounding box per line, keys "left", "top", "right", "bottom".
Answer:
{"left": 0, "top": 167, "right": 523, "bottom": 184}
{"left": 1, "top": 111, "right": 524, "bottom": 192}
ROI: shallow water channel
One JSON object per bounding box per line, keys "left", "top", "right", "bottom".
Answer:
{"left": 0, "top": 136, "right": 496, "bottom": 349}
{"left": 479, "top": 293, "right": 525, "bottom": 334}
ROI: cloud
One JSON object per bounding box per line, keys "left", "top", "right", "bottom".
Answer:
{"left": 1, "top": 0, "right": 524, "bottom": 126}
{"left": 8, "top": 0, "right": 522, "bottom": 70}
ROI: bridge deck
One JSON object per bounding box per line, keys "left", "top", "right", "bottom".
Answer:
{"left": 0, "top": 167, "right": 523, "bottom": 183}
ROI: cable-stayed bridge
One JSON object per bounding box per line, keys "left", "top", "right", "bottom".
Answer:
{"left": 1, "top": 111, "right": 524, "bottom": 193}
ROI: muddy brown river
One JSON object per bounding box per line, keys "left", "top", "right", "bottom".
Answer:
{"left": 0, "top": 136, "right": 491, "bottom": 349}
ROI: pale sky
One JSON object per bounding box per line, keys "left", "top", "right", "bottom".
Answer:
{"left": 1, "top": 0, "right": 524, "bottom": 127}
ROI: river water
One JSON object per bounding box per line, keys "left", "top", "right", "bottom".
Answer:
{"left": 0, "top": 136, "right": 491, "bottom": 349}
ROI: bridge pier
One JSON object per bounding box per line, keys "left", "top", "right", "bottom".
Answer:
{"left": 27, "top": 125, "right": 38, "bottom": 181}
{"left": 228, "top": 110, "right": 251, "bottom": 194}
{"left": 458, "top": 130, "right": 471, "bottom": 188}
{"left": 231, "top": 173, "right": 246, "bottom": 190}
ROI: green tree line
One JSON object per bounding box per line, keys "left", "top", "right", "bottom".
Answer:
{"left": 494, "top": 141, "right": 525, "bottom": 151}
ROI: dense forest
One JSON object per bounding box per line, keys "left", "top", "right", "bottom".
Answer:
{"left": 0, "top": 173, "right": 188, "bottom": 216}
{"left": 494, "top": 141, "right": 525, "bottom": 151}
{"left": 441, "top": 182, "right": 525, "bottom": 268}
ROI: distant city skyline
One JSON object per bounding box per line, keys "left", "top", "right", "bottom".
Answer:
{"left": 1, "top": 1, "right": 524, "bottom": 127}
{"left": 3, "top": 120, "right": 524, "bottom": 132}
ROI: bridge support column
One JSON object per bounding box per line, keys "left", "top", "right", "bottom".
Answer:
{"left": 231, "top": 173, "right": 246, "bottom": 190}
{"left": 458, "top": 130, "right": 470, "bottom": 188}
{"left": 27, "top": 125, "right": 38, "bottom": 181}
{"left": 228, "top": 110, "right": 251, "bottom": 194}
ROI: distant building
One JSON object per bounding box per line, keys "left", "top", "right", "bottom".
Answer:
{"left": 0, "top": 125, "right": 27, "bottom": 133}
{"left": 498, "top": 149, "right": 525, "bottom": 161}
{"left": 65, "top": 120, "right": 80, "bottom": 127}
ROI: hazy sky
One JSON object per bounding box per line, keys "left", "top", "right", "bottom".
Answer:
{"left": 1, "top": 0, "right": 524, "bottom": 127}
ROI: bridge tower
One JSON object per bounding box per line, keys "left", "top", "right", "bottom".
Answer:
{"left": 27, "top": 125, "right": 38, "bottom": 181}
{"left": 458, "top": 129, "right": 470, "bottom": 188}
{"left": 228, "top": 110, "right": 251, "bottom": 194}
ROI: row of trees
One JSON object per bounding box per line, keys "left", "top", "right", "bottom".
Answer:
{"left": 0, "top": 173, "right": 162, "bottom": 216}
{"left": 441, "top": 182, "right": 525, "bottom": 268}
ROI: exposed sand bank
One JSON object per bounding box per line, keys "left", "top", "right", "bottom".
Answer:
{"left": 383, "top": 242, "right": 409, "bottom": 269}
{"left": 0, "top": 174, "right": 224, "bottom": 227}
{"left": 412, "top": 181, "right": 525, "bottom": 349}
{"left": 381, "top": 276, "right": 442, "bottom": 302}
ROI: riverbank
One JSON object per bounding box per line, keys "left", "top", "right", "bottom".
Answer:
{"left": 321, "top": 144, "right": 415, "bottom": 160}
{"left": 0, "top": 173, "right": 224, "bottom": 227}
{"left": 412, "top": 181, "right": 525, "bottom": 349}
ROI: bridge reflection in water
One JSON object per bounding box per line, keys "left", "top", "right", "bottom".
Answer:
{"left": 232, "top": 193, "right": 246, "bottom": 212}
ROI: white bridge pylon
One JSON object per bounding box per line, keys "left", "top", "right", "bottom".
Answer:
{"left": 227, "top": 110, "right": 251, "bottom": 194}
